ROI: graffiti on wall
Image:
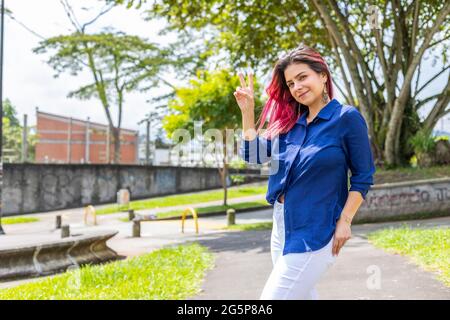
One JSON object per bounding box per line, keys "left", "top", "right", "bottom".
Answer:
{"left": 363, "top": 185, "right": 450, "bottom": 209}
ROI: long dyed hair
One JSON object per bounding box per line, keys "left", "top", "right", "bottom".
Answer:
{"left": 257, "top": 45, "right": 334, "bottom": 139}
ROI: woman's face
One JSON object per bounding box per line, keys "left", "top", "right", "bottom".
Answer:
{"left": 284, "top": 63, "right": 327, "bottom": 106}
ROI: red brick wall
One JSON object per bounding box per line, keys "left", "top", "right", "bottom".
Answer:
{"left": 35, "top": 112, "right": 138, "bottom": 164}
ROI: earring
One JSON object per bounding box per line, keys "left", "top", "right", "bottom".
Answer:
{"left": 321, "top": 84, "right": 329, "bottom": 103}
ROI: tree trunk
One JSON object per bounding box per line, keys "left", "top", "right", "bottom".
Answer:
{"left": 221, "top": 163, "right": 228, "bottom": 207}
{"left": 221, "top": 142, "right": 228, "bottom": 206}
{"left": 112, "top": 127, "right": 121, "bottom": 164}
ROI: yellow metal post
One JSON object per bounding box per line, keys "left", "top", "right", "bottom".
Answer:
{"left": 181, "top": 207, "right": 199, "bottom": 234}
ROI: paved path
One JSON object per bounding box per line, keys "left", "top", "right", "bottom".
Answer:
{"left": 0, "top": 193, "right": 271, "bottom": 289}
{"left": 190, "top": 215, "right": 450, "bottom": 300}
{"left": 1, "top": 193, "right": 449, "bottom": 299}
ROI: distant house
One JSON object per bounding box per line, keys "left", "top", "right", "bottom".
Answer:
{"left": 35, "top": 109, "right": 139, "bottom": 164}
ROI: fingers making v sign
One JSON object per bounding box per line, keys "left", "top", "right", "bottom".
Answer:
{"left": 233, "top": 71, "right": 255, "bottom": 114}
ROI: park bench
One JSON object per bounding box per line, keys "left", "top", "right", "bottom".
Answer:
{"left": 128, "top": 210, "right": 157, "bottom": 237}
{"left": 129, "top": 207, "right": 204, "bottom": 237}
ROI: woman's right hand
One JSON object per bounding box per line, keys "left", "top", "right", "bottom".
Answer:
{"left": 233, "top": 72, "right": 255, "bottom": 115}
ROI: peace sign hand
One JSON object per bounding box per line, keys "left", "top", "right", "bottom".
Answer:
{"left": 233, "top": 72, "right": 255, "bottom": 115}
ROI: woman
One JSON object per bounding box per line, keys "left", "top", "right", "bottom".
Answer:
{"left": 234, "top": 45, "right": 376, "bottom": 300}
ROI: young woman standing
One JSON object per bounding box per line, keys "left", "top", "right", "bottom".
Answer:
{"left": 234, "top": 45, "right": 376, "bottom": 300}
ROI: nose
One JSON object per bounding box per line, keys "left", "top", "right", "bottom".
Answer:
{"left": 293, "top": 81, "right": 303, "bottom": 91}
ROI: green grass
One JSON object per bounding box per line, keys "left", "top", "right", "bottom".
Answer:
{"left": 367, "top": 226, "right": 450, "bottom": 287}
{"left": 222, "top": 221, "right": 273, "bottom": 231}
{"left": 100, "top": 163, "right": 450, "bottom": 216}
{"left": 96, "top": 184, "right": 268, "bottom": 216}
{"left": 374, "top": 164, "right": 450, "bottom": 184}
{"left": 353, "top": 209, "right": 450, "bottom": 224}
{"left": 157, "top": 200, "right": 270, "bottom": 219}
{"left": 1, "top": 217, "right": 40, "bottom": 225}
{"left": 115, "top": 200, "right": 270, "bottom": 222}
{"left": 0, "top": 243, "right": 215, "bottom": 300}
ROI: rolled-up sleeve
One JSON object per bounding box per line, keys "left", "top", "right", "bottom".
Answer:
{"left": 239, "top": 134, "right": 272, "bottom": 164}
{"left": 342, "top": 107, "right": 376, "bottom": 200}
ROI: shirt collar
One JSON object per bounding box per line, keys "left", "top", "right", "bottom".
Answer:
{"left": 296, "top": 98, "right": 340, "bottom": 125}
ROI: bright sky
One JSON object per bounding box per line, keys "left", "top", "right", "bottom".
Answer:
{"left": 4, "top": 0, "right": 450, "bottom": 135}
{"left": 5, "top": 0, "right": 180, "bottom": 135}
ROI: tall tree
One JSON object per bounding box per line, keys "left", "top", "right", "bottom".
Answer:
{"left": 163, "top": 69, "right": 264, "bottom": 205}
{"left": 34, "top": 31, "right": 171, "bottom": 163}
{"left": 310, "top": 0, "right": 450, "bottom": 167}
{"left": 33, "top": 1, "right": 175, "bottom": 163}
{"left": 2, "top": 99, "right": 36, "bottom": 162}
{"left": 134, "top": 0, "right": 449, "bottom": 168}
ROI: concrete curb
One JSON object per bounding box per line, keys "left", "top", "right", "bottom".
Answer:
{"left": 0, "top": 230, "right": 122, "bottom": 281}
{"left": 134, "top": 204, "right": 450, "bottom": 224}
{"left": 140, "top": 205, "right": 273, "bottom": 221}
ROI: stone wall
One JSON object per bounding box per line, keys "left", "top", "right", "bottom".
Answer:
{"left": 4, "top": 163, "right": 449, "bottom": 221}
{"left": 2, "top": 163, "right": 260, "bottom": 216}
{"left": 354, "top": 177, "right": 450, "bottom": 222}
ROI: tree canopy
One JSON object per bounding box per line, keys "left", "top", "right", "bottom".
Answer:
{"left": 142, "top": 0, "right": 450, "bottom": 167}
{"left": 163, "top": 68, "right": 264, "bottom": 204}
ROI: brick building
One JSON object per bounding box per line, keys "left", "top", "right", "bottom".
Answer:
{"left": 35, "top": 109, "right": 139, "bottom": 164}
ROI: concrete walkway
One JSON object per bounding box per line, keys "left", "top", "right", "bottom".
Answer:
{"left": 0, "top": 191, "right": 270, "bottom": 289}
{"left": 1, "top": 193, "right": 449, "bottom": 299}
{"left": 190, "top": 215, "right": 450, "bottom": 300}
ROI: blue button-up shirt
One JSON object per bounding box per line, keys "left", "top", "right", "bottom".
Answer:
{"left": 239, "top": 98, "right": 376, "bottom": 254}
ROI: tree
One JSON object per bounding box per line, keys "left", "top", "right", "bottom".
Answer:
{"left": 163, "top": 69, "right": 264, "bottom": 205}
{"left": 154, "top": 127, "right": 172, "bottom": 149}
{"left": 310, "top": 0, "right": 450, "bottom": 168}
{"left": 33, "top": 1, "right": 173, "bottom": 163}
{"left": 35, "top": 31, "right": 173, "bottom": 163}
{"left": 142, "top": 0, "right": 450, "bottom": 168}
{"left": 104, "top": 0, "right": 145, "bottom": 8}
{"left": 3, "top": 98, "right": 20, "bottom": 127}
{"left": 2, "top": 99, "right": 36, "bottom": 162}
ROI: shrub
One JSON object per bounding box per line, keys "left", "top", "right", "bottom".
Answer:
{"left": 408, "top": 128, "right": 437, "bottom": 167}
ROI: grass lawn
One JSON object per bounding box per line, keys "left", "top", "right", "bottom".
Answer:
{"left": 221, "top": 221, "right": 273, "bottom": 231}
{"left": 98, "top": 164, "right": 450, "bottom": 216}
{"left": 367, "top": 226, "right": 450, "bottom": 287}
{"left": 0, "top": 243, "right": 215, "bottom": 300}
{"left": 157, "top": 200, "right": 270, "bottom": 219}
{"left": 96, "top": 184, "right": 268, "bottom": 216}
{"left": 116, "top": 199, "right": 271, "bottom": 222}
{"left": 1, "top": 217, "right": 40, "bottom": 225}
{"left": 374, "top": 164, "right": 450, "bottom": 184}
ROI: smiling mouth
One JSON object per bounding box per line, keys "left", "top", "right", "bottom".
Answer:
{"left": 298, "top": 90, "right": 309, "bottom": 99}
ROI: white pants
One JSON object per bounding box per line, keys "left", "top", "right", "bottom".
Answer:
{"left": 259, "top": 199, "right": 337, "bottom": 300}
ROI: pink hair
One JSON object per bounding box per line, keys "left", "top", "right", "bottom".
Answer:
{"left": 256, "top": 45, "right": 334, "bottom": 139}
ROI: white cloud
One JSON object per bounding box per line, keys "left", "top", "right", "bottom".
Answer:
{"left": 3, "top": 0, "right": 450, "bottom": 136}
{"left": 4, "top": 0, "right": 178, "bottom": 135}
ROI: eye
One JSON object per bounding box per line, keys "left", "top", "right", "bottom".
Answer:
{"left": 287, "top": 82, "right": 294, "bottom": 88}
{"left": 298, "top": 75, "right": 306, "bottom": 81}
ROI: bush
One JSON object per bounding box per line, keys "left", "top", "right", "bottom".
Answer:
{"left": 230, "top": 174, "right": 245, "bottom": 185}
{"left": 408, "top": 128, "right": 437, "bottom": 168}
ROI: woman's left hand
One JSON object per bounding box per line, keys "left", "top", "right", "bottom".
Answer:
{"left": 332, "top": 218, "right": 352, "bottom": 256}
